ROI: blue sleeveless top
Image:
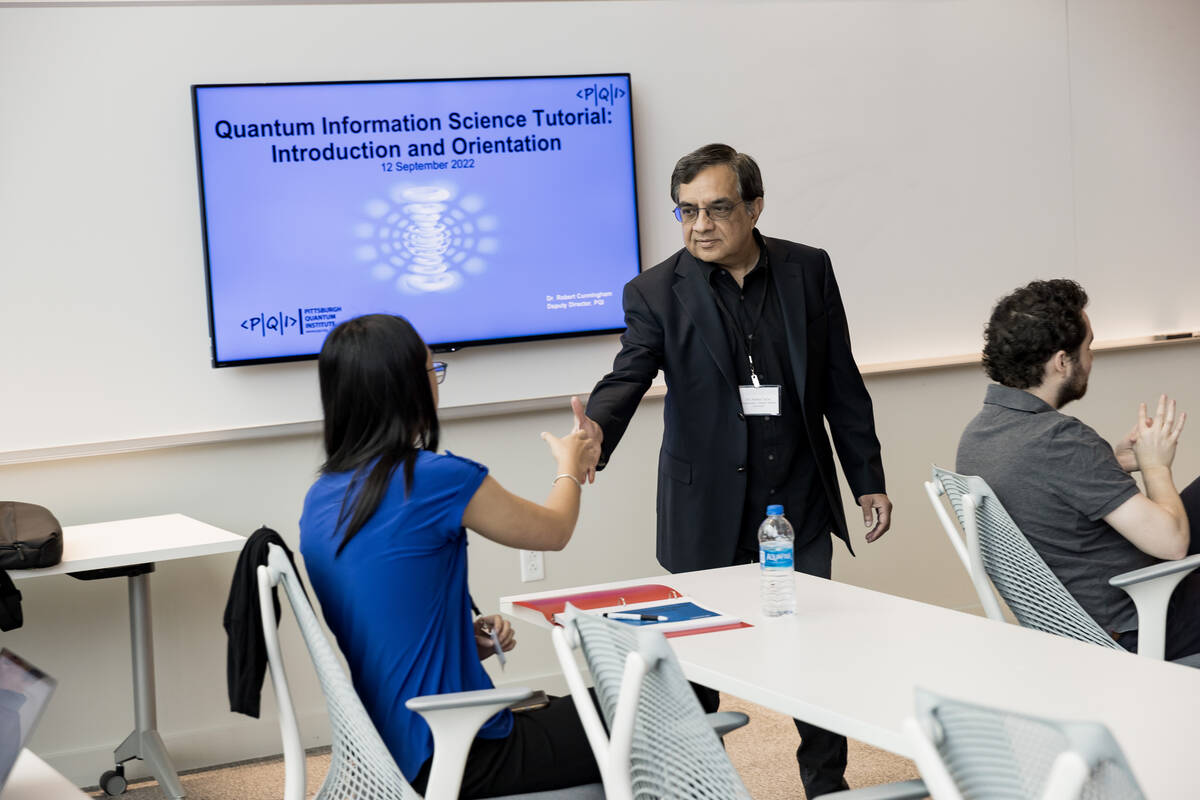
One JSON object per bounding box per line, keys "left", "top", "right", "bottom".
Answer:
{"left": 299, "top": 450, "right": 511, "bottom": 781}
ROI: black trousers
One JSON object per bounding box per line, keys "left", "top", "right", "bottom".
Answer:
{"left": 410, "top": 694, "right": 600, "bottom": 799}
{"left": 1116, "top": 475, "right": 1200, "bottom": 661}
{"left": 693, "top": 532, "right": 849, "bottom": 798}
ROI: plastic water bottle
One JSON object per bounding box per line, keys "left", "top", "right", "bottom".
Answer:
{"left": 759, "top": 504, "right": 796, "bottom": 617}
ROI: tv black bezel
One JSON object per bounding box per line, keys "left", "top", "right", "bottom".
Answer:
{"left": 191, "top": 72, "right": 640, "bottom": 368}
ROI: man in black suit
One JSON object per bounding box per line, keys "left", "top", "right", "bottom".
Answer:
{"left": 576, "top": 143, "right": 892, "bottom": 797}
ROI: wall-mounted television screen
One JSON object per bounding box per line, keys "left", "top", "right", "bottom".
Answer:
{"left": 192, "top": 73, "right": 638, "bottom": 367}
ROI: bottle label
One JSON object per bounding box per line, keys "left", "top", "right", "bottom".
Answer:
{"left": 760, "top": 546, "right": 793, "bottom": 569}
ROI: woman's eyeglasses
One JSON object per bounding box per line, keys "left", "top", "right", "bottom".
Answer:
{"left": 428, "top": 361, "right": 448, "bottom": 384}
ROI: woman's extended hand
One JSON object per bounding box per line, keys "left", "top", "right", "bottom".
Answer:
{"left": 541, "top": 428, "right": 601, "bottom": 484}
{"left": 474, "top": 614, "right": 516, "bottom": 662}
{"left": 462, "top": 400, "right": 596, "bottom": 553}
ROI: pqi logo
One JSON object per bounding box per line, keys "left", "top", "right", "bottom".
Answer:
{"left": 575, "top": 82, "right": 626, "bottom": 107}
{"left": 242, "top": 311, "right": 299, "bottom": 336}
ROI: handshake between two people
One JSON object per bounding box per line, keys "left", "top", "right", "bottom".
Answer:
{"left": 538, "top": 396, "right": 604, "bottom": 487}
{"left": 535, "top": 397, "right": 893, "bottom": 543}
{"left": 1114, "top": 394, "right": 1189, "bottom": 474}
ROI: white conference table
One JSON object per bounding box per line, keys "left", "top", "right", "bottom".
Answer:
{"left": 502, "top": 564, "right": 1200, "bottom": 799}
{"left": 1, "top": 750, "right": 88, "bottom": 800}
{"left": 10, "top": 514, "right": 245, "bottom": 799}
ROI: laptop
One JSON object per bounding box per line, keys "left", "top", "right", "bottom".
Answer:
{"left": 0, "top": 648, "right": 57, "bottom": 791}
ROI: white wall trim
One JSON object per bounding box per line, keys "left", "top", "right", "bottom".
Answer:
{"left": 4, "top": 333, "right": 1197, "bottom": 467}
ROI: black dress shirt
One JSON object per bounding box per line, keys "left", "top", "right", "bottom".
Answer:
{"left": 700, "top": 236, "right": 834, "bottom": 555}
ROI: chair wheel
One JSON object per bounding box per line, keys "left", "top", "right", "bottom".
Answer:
{"left": 100, "top": 768, "right": 127, "bottom": 796}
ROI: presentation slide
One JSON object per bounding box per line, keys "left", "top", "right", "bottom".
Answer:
{"left": 192, "top": 74, "right": 639, "bottom": 366}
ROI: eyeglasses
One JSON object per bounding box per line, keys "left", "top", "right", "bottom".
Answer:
{"left": 673, "top": 200, "right": 750, "bottom": 224}
{"left": 428, "top": 361, "right": 447, "bottom": 384}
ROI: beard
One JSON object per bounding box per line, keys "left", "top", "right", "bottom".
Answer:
{"left": 1056, "top": 363, "right": 1089, "bottom": 407}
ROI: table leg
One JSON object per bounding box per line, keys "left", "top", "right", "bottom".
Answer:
{"left": 111, "top": 571, "right": 186, "bottom": 799}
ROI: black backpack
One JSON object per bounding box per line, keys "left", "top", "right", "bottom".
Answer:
{"left": 0, "top": 502, "right": 63, "bottom": 631}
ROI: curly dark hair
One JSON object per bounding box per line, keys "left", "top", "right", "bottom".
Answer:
{"left": 981, "top": 279, "right": 1089, "bottom": 389}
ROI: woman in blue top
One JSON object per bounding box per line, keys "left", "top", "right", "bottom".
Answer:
{"left": 299, "top": 314, "right": 601, "bottom": 797}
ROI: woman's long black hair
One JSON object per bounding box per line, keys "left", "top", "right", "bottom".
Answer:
{"left": 317, "top": 314, "right": 440, "bottom": 555}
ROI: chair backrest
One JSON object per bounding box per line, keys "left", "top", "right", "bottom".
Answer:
{"left": 907, "top": 687, "right": 1144, "bottom": 800}
{"left": 553, "top": 605, "right": 750, "bottom": 800}
{"left": 257, "top": 542, "right": 416, "bottom": 800}
{"left": 930, "top": 466, "right": 1121, "bottom": 651}
{"left": 924, "top": 473, "right": 1005, "bottom": 621}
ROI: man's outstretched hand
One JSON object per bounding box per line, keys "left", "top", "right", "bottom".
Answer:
{"left": 571, "top": 395, "right": 603, "bottom": 483}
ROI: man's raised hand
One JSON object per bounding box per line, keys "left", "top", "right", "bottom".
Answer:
{"left": 571, "top": 395, "right": 603, "bottom": 483}
{"left": 1133, "top": 394, "right": 1187, "bottom": 473}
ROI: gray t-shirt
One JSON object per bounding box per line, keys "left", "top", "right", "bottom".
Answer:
{"left": 957, "top": 384, "right": 1150, "bottom": 633}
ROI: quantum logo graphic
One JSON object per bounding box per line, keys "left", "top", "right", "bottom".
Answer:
{"left": 575, "top": 82, "right": 626, "bottom": 107}
{"left": 354, "top": 183, "right": 499, "bottom": 293}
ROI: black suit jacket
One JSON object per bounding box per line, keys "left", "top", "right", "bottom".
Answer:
{"left": 586, "top": 235, "right": 885, "bottom": 572}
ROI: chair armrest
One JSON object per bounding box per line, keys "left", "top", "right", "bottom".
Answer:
{"left": 405, "top": 685, "right": 534, "bottom": 713}
{"left": 705, "top": 710, "right": 749, "bottom": 738}
{"left": 1109, "top": 552, "right": 1200, "bottom": 587}
{"left": 818, "top": 779, "right": 928, "bottom": 800}
{"left": 1108, "top": 553, "right": 1200, "bottom": 660}
{"left": 407, "top": 686, "right": 535, "bottom": 800}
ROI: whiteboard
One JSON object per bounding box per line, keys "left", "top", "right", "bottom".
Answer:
{"left": 1, "top": 0, "right": 1196, "bottom": 452}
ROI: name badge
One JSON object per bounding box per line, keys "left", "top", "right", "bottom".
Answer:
{"left": 738, "top": 384, "right": 781, "bottom": 416}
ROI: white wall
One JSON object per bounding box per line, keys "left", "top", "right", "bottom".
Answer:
{"left": 1, "top": 0, "right": 1198, "bottom": 787}
{"left": 1069, "top": 0, "right": 1200, "bottom": 336}
{"left": 0, "top": 0, "right": 1122, "bottom": 452}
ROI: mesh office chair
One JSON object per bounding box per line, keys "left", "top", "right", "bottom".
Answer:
{"left": 551, "top": 604, "right": 751, "bottom": 800}
{"left": 927, "top": 466, "right": 1200, "bottom": 663}
{"left": 257, "top": 543, "right": 603, "bottom": 800}
{"left": 828, "top": 688, "right": 1146, "bottom": 800}
{"left": 910, "top": 687, "right": 1145, "bottom": 800}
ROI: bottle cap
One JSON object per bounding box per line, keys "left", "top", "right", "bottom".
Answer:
{"left": 766, "top": 504, "right": 784, "bottom": 516}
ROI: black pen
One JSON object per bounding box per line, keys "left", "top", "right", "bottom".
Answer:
{"left": 604, "top": 612, "right": 669, "bottom": 622}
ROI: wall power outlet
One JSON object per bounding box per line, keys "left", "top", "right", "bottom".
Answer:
{"left": 519, "top": 550, "right": 545, "bottom": 582}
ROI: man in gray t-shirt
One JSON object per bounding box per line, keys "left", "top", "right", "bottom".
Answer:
{"left": 956, "top": 279, "right": 1200, "bottom": 658}
{"left": 958, "top": 383, "right": 1152, "bottom": 632}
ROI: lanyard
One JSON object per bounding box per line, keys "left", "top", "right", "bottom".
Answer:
{"left": 709, "top": 251, "right": 771, "bottom": 387}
